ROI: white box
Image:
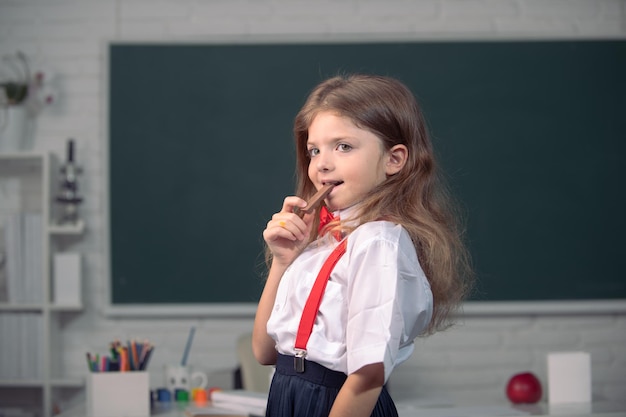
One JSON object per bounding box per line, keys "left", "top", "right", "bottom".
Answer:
{"left": 53, "top": 253, "right": 81, "bottom": 305}
{"left": 547, "top": 351, "right": 591, "bottom": 404}
{"left": 87, "top": 372, "right": 150, "bottom": 417}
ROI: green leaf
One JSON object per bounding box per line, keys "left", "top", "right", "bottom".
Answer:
{"left": 1, "top": 82, "right": 29, "bottom": 104}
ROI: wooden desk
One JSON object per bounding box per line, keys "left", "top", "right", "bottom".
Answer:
{"left": 56, "top": 402, "right": 248, "bottom": 417}
{"left": 56, "top": 401, "right": 626, "bottom": 417}
{"left": 395, "top": 400, "right": 626, "bottom": 417}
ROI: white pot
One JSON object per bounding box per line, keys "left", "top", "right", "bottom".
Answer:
{"left": 0, "top": 105, "right": 28, "bottom": 152}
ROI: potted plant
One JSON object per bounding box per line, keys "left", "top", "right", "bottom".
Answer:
{"left": 0, "top": 51, "right": 57, "bottom": 151}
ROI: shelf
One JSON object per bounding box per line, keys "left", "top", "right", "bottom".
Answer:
{"left": 49, "top": 378, "right": 84, "bottom": 389}
{"left": 0, "top": 151, "right": 45, "bottom": 158}
{"left": 0, "top": 152, "right": 44, "bottom": 175}
{"left": 0, "top": 304, "right": 83, "bottom": 312}
{"left": 48, "top": 219, "right": 85, "bottom": 235}
{"left": 0, "top": 379, "right": 45, "bottom": 387}
{"left": 0, "top": 378, "right": 84, "bottom": 389}
{"left": 49, "top": 304, "right": 83, "bottom": 312}
{"left": 0, "top": 151, "right": 86, "bottom": 417}
{"left": 0, "top": 303, "right": 45, "bottom": 312}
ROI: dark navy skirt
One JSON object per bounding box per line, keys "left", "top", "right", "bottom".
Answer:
{"left": 265, "top": 353, "right": 398, "bottom": 417}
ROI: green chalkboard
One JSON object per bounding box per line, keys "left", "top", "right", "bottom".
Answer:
{"left": 108, "top": 40, "right": 626, "bottom": 305}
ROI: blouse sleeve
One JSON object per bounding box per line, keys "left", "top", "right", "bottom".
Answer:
{"left": 344, "top": 222, "right": 433, "bottom": 382}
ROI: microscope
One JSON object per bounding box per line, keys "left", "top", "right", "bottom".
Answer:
{"left": 55, "top": 138, "right": 83, "bottom": 224}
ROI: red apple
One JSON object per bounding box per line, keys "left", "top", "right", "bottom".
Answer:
{"left": 506, "top": 372, "right": 542, "bottom": 404}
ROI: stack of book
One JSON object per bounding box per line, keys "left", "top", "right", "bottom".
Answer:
{"left": 4, "top": 212, "right": 43, "bottom": 303}
{"left": 186, "top": 390, "right": 267, "bottom": 417}
{"left": 0, "top": 312, "right": 44, "bottom": 379}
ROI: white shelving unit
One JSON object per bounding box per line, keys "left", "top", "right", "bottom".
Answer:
{"left": 0, "top": 152, "right": 84, "bottom": 417}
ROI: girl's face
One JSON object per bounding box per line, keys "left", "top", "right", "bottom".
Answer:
{"left": 306, "top": 111, "right": 395, "bottom": 211}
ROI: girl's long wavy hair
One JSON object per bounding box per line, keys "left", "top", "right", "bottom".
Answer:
{"left": 292, "top": 74, "right": 473, "bottom": 334}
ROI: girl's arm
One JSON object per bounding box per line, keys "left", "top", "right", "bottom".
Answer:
{"left": 252, "top": 260, "right": 287, "bottom": 365}
{"left": 252, "top": 196, "right": 312, "bottom": 365}
{"left": 329, "top": 363, "right": 385, "bottom": 417}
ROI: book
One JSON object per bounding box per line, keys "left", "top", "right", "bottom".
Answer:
{"left": 187, "top": 390, "right": 267, "bottom": 417}
{"left": 211, "top": 390, "right": 267, "bottom": 408}
{"left": 53, "top": 252, "right": 81, "bottom": 305}
{"left": 184, "top": 405, "right": 248, "bottom": 417}
{"left": 4, "top": 212, "right": 43, "bottom": 304}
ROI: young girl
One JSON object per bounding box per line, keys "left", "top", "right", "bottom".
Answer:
{"left": 252, "top": 74, "right": 472, "bottom": 417}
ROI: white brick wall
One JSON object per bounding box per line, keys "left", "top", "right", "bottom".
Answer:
{"left": 1, "top": 0, "right": 625, "bottom": 410}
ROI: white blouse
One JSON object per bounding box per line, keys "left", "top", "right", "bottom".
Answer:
{"left": 266, "top": 217, "right": 433, "bottom": 383}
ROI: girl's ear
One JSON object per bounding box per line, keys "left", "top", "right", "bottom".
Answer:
{"left": 385, "top": 144, "right": 408, "bottom": 176}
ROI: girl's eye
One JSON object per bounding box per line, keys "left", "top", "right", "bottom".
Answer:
{"left": 337, "top": 143, "right": 352, "bottom": 152}
{"left": 307, "top": 148, "right": 319, "bottom": 157}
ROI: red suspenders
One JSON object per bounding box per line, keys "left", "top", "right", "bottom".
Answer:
{"left": 293, "top": 239, "right": 347, "bottom": 372}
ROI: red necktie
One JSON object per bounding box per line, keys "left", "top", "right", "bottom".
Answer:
{"left": 318, "top": 206, "right": 342, "bottom": 241}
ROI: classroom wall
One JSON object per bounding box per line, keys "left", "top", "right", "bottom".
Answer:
{"left": 1, "top": 0, "right": 625, "bottom": 410}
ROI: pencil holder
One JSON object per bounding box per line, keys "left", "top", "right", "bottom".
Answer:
{"left": 87, "top": 371, "right": 149, "bottom": 417}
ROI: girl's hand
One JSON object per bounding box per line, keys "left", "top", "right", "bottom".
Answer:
{"left": 263, "top": 196, "right": 312, "bottom": 266}
{"left": 254, "top": 196, "right": 311, "bottom": 365}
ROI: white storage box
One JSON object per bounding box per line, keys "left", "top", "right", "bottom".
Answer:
{"left": 87, "top": 372, "right": 150, "bottom": 417}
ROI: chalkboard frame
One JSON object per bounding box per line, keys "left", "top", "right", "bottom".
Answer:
{"left": 102, "top": 37, "right": 626, "bottom": 317}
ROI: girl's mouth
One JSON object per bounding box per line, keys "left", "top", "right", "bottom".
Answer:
{"left": 298, "top": 182, "right": 342, "bottom": 217}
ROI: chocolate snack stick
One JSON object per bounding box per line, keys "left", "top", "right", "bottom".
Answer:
{"left": 297, "top": 183, "right": 336, "bottom": 218}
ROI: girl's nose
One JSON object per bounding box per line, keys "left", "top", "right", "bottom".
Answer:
{"left": 315, "top": 151, "right": 333, "bottom": 171}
